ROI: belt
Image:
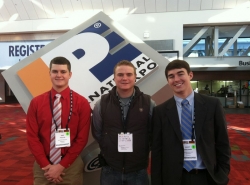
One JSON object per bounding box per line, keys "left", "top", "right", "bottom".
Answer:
{"left": 183, "top": 168, "right": 207, "bottom": 174}
{"left": 47, "top": 155, "right": 65, "bottom": 164}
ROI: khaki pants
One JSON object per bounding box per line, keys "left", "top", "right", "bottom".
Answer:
{"left": 33, "top": 156, "right": 84, "bottom": 185}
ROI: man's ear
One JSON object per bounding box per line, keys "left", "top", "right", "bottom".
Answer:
{"left": 189, "top": 71, "right": 193, "bottom": 80}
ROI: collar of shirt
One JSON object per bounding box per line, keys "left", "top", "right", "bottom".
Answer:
{"left": 174, "top": 91, "right": 194, "bottom": 108}
{"left": 116, "top": 88, "right": 135, "bottom": 106}
{"left": 51, "top": 86, "right": 70, "bottom": 100}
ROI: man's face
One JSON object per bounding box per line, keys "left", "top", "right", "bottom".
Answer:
{"left": 50, "top": 64, "right": 72, "bottom": 91}
{"left": 167, "top": 68, "right": 193, "bottom": 97}
{"left": 114, "top": 65, "right": 136, "bottom": 92}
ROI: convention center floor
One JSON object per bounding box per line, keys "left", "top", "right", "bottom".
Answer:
{"left": 0, "top": 103, "right": 250, "bottom": 185}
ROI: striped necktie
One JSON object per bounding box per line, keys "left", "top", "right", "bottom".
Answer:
{"left": 181, "top": 99, "right": 195, "bottom": 171}
{"left": 50, "top": 94, "right": 62, "bottom": 164}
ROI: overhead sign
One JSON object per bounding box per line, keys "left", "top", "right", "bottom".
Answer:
{"left": 239, "top": 60, "right": 250, "bottom": 66}
{"left": 0, "top": 40, "right": 51, "bottom": 70}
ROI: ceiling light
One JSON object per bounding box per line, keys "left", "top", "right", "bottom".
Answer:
{"left": 0, "top": 0, "right": 3, "bottom": 8}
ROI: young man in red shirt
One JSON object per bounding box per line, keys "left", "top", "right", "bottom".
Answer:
{"left": 26, "top": 56, "right": 91, "bottom": 184}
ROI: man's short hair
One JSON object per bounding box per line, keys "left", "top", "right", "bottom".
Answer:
{"left": 165, "top": 59, "right": 191, "bottom": 79}
{"left": 49, "top": 56, "right": 71, "bottom": 72}
{"left": 113, "top": 60, "right": 137, "bottom": 75}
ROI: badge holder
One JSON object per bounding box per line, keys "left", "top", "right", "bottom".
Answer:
{"left": 118, "top": 132, "right": 133, "bottom": 152}
{"left": 55, "top": 128, "right": 71, "bottom": 148}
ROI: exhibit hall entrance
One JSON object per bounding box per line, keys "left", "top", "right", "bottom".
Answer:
{"left": 190, "top": 71, "right": 250, "bottom": 108}
{"left": 5, "top": 82, "right": 18, "bottom": 103}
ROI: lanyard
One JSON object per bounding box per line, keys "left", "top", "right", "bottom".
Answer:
{"left": 191, "top": 108, "right": 195, "bottom": 141}
{"left": 49, "top": 90, "right": 73, "bottom": 130}
{"left": 186, "top": 101, "right": 195, "bottom": 141}
{"left": 182, "top": 101, "right": 195, "bottom": 141}
{"left": 117, "top": 95, "right": 134, "bottom": 132}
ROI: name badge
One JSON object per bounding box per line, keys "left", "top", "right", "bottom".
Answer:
{"left": 55, "top": 128, "right": 71, "bottom": 148}
{"left": 118, "top": 132, "right": 133, "bottom": 152}
{"left": 183, "top": 140, "right": 197, "bottom": 161}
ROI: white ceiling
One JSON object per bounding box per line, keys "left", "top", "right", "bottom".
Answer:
{"left": 0, "top": 0, "right": 249, "bottom": 22}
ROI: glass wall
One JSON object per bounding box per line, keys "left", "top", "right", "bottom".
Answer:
{"left": 183, "top": 25, "right": 250, "bottom": 57}
{"left": 191, "top": 81, "right": 198, "bottom": 90}
{"left": 240, "top": 80, "right": 250, "bottom": 108}
{"left": 191, "top": 80, "right": 250, "bottom": 108}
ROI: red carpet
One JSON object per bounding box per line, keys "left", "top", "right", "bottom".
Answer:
{"left": 0, "top": 104, "right": 33, "bottom": 185}
{"left": 227, "top": 114, "right": 250, "bottom": 185}
{"left": 0, "top": 104, "right": 250, "bottom": 185}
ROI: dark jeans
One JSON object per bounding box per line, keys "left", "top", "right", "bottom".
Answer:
{"left": 100, "top": 166, "right": 149, "bottom": 185}
{"left": 181, "top": 169, "right": 217, "bottom": 185}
